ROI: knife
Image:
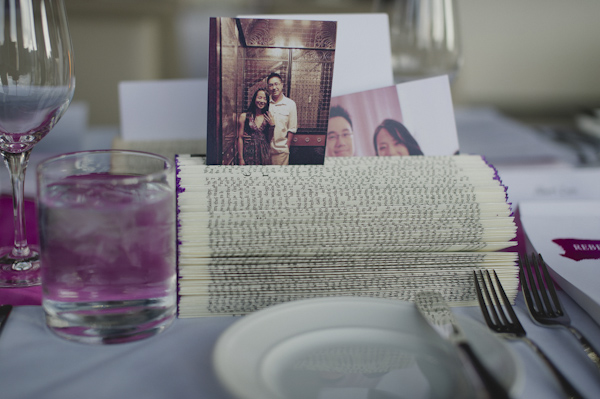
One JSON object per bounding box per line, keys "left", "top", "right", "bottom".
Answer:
{"left": 0, "top": 305, "right": 12, "bottom": 337}
{"left": 414, "top": 291, "right": 512, "bottom": 399}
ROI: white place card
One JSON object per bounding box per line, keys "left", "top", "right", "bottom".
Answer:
{"left": 499, "top": 167, "right": 600, "bottom": 206}
{"left": 119, "top": 79, "right": 208, "bottom": 141}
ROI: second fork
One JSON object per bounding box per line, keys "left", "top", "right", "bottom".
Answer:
{"left": 520, "top": 253, "right": 600, "bottom": 372}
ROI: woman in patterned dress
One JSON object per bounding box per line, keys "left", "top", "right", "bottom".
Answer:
{"left": 237, "top": 88, "right": 275, "bottom": 165}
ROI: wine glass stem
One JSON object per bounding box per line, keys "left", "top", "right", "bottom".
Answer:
{"left": 2, "top": 150, "right": 33, "bottom": 258}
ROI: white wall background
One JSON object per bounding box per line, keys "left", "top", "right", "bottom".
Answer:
{"left": 64, "top": 0, "right": 600, "bottom": 125}
{"left": 452, "top": 0, "right": 600, "bottom": 115}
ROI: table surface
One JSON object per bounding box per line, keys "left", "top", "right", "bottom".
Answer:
{"left": 2, "top": 109, "right": 600, "bottom": 398}
{"left": 1, "top": 290, "right": 600, "bottom": 399}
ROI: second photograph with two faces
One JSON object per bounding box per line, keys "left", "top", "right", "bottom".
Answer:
{"left": 326, "top": 76, "right": 459, "bottom": 159}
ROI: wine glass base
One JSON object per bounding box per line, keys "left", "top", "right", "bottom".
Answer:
{"left": 0, "top": 246, "right": 41, "bottom": 287}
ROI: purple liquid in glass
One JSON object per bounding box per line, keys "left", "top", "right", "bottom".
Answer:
{"left": 39, "top": 173, "right": 176, "bottom": 344}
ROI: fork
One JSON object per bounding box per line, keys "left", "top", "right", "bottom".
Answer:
{"left": 474, "top": 270, "right": 584, "bottom": 399}
{"left": 520, "top": 253, "right": 600, "bottom": 372}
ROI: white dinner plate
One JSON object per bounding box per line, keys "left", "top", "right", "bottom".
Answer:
{"left": 213, "top": 297, "right": 523, "bottom": 399}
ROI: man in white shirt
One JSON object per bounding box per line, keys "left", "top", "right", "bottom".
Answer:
{"left": 267, "top": 72, "right": 297, "bottom": 165}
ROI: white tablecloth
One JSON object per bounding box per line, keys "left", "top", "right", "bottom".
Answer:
{"left": 1, "top": 292, "right": 599, "bottom": 399}
{"left": 1, "top": 108, "right": 598, "bottom": 398}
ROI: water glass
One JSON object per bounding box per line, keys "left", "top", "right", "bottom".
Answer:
{"left": 374, "top": 0, "right": 462, "bottom": 83}
{"left": 36, "top": 150, "right": 176, "bottom": 344}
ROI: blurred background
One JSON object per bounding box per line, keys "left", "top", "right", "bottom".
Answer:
{"left": 2, "top": 0, "right": 600, "bottom": 242}
{"left": 64, "top": 0, "right": 600, "bottom": 127}
{"left": 3, "top": 0, "right": 600, "bottom": 197}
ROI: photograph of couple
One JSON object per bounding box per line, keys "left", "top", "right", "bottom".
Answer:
{"left": 207, "top": 17, "right": 337, "bottom": 166}
{"left": 327, "top": 105, "right": 424, "bottom": 157}
{"left": 237, "top": 73, "right": 296, "bottom": 166}
{"left": 325, "top": 77, "right": 460, "bottom": 158}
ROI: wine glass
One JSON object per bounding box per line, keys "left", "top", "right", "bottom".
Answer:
{"left": 0, "top": 0, "right": 75, "bottom": 287}
{"left": 373, "top": 0, "right": 462, "bottom": 83}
